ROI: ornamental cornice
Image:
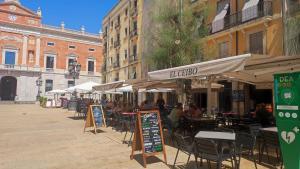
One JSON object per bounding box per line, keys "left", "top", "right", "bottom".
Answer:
{"left": 0, "top": 21, "right": 102, "bottom": 45}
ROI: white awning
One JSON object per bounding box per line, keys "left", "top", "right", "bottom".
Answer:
{"left": 212, "top": 3, "right": 229, "bottom": 33}
{"left": 242, "top": 0, "right": 260, "bottom": 22}
{"left": 66, "top": 81, "right": 100, "bottom": 93}
{"left": 148, "top": 54, "right": 300, "bottom": 84}
{"left": 93, "top": 80, "right": 125, "bottom": 91}
{"left": 148, "top": 54, "right": 251, "bottom": 80}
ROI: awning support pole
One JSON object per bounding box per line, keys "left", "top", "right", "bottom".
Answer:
{"left": 207, "top": 76, "right": 213, "bottom": 116}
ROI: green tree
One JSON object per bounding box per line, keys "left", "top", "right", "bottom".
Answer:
{"left": 146, "top": 0, "right": 209, "bottom": 71}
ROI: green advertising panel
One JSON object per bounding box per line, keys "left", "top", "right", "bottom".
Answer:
{"left": 274, "top": 72, "right": 300, "bottom": 169}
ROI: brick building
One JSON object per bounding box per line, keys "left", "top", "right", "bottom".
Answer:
{"left": 0, "top": 0, "right": 103, "bottom": 102}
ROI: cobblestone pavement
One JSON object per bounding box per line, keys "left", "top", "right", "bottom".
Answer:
{"left": 0, "top": 104, "right": 278, "bottom": 169}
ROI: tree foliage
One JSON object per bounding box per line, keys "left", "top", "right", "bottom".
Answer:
{"left": 146, "top": 1, "right": 208, "bottom": 71}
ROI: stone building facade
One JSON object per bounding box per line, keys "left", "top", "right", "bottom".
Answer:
{"left": 102, "top": 0, "right": 143, "bottom": 83}
{"left": 0, "top": 0, "right": 103, "bottom": 102}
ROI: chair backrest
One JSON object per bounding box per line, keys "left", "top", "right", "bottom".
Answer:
{"left": 215, "top": 127, "right": 234, "bottom": 133}
{"left": 194, "top": 138, "right": 218, "bottom": 156}
{"left": 173, "top": 133, "right": 192, "bottom": 151}
{"left": 261, "top": 130, "right": 280, "bottom": 147}
{"left": 236, "top": 132, "right": 256, "bottom": 150}
{"left": 248, "top": 123, "right": 262, "bottom": 136}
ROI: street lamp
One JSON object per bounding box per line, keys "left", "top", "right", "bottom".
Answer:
{"left": 68, "top": 59, "right": 81, "bottom": 99}
{"left": 35, "top": 76, "right": 43, "bottom": 101}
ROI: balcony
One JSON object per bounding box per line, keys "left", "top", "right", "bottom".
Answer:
{"left": 103, "top": 32, "right": 107, "bottom": 38}
{"left": 131, "top": 7, "right": 138, "bottom": 17}
{"left": 0, "top": 64, "right": 41, "bottom": 72}
{"left": 210, "top": 1, "right": 272, "bottom": 34}
{"left": 129, "top": 54, "right": 137, "bottom": 63}
{"left": 88, "top": 71, "right": 95, "bottom": 75}
{"left": 113, "top": 61, "right": 120, "bottom": 68}
{"left": 130, "top": 29, "right": 138, "bottom": 39}
{"left": 115, "top": 21, "right": 121, "bottom": 30}
{"left": 114, "top": 40, "right": 120, "bottom": 48}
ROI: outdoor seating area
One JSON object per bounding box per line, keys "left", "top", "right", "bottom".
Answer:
{"left": 60, "top": 91, "right": 282, "bottom": 169}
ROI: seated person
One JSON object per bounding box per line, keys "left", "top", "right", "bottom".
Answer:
{"left": 140, "top": 100, "right": 153, "bottom": 110}
{"left": 188, "top": 104, "right": 202, "bottom": 118}
{"left": 167, "top": 103, "right": 183, "bottom": 130}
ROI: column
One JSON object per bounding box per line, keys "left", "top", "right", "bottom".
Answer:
{"left": 207, "top": 78, "right": 212, "bottom": 116}
{"left": 35, "top": 37, "right": 41, "bottom": 67}
{"left": 22, "top": 36, "right": 28, "bottom": 65}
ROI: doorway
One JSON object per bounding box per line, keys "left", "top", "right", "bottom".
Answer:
{"left": 0, "top": 76, "right": 17, "bottom": 101}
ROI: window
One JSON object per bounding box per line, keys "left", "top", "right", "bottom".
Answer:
{"left": 218, "top": 41, "right": 229, "bottom": 58}
{"left": 217, "top": 0, "right": 230, "bottom": 13}
{"left": 4, "top": 50, "right": 16, "bottom": 65}
{"left": 45, "top": 80, "right": 53, "bottom": 92}
{"left": 249, "top": 31, "right": 264, "bottom": 54}
{"left": 89, "top": 48, "right": 95, "bottom": 52}
{"left": 124, "top": 49, "right": 128, "bottom": 59}
{"left": 133, "top": 45, "right": 137, "bottom": 55}
{"left": 68, "top": 80, "right": 75, "bottom": 88}
{"left": 125, "top": 8, "right": 128, "bottom": 16}
{"left": 111, "top": 38, "right": 113, "bottom": 45}
{"left": 28, "top": 50, "right": 34, "bottom": 63}
{"left": 68, "top": 57, "right": 75, "bottom": 69}
{"left": 88, "top": 60, "right": 95, "bottom": 72}
{"left": 46, "top": 55, "right": 55, "bottom": 69}
{"left": 69, "top": 45, "right": 76, "bottom": 49}
{"left": 47, "top": 42, "right": 55, "bottom": 46}
{"left": 125, "top": 28, "right": 128, "bottom": 36}
{"left": 115, "top": 72, "right": 119, "bottom": 81}
{"left": 190, "top": 0, "right": 198, "bottom": 3}
{"left": 111, "top": 21, "right": 114, "bottom": 27}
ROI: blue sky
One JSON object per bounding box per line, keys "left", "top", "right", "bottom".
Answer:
{"left": 17, "top": 0, "right": 119, "bottom": 34}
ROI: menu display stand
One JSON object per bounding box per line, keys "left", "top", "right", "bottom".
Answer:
{"left": 84, "top": 105, "right": 106, "bottom": 134}
{"left": 130, "top": 110, "right": 167, "bottom": 168}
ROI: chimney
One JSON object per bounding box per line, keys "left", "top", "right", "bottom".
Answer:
{"left": 81, "top": 25, "right": 85, "bottom": 34}
{"left": 61, "top": 22, "right": 65, "bottom": 30}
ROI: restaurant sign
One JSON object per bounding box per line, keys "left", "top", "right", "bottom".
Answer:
{"left": 274, "top": 72, "right": 300, "bottom": 169}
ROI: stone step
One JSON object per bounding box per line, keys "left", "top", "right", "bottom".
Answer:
{"left": 0, "top": 101, "right": 36, "bottom": 104}
{"left": 0, "top": 101, "right": 15, "bottom": 104}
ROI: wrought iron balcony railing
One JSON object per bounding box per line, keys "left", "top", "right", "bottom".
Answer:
{"left": 210, "top": 1, "right": 273, "bottom": 34}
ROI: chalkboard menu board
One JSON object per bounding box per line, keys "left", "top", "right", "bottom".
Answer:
{"left": 83, "top": 105, "right": 106, "bottom": 134}
{"left": 92, "top": 105, "right": 103, "bottom": 127}
{"left": 141, "top": 113, "right": 163, "bottom": 153}
{"left": 130, "top": 110, "right": 166, "bottom": 168}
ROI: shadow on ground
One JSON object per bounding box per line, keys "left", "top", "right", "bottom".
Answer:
{"left": 132, "top": 154, "right": 165, "bottom": 167}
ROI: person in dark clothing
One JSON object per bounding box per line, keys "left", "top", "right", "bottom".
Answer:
{"left": 156, "top": 94, "right": 165, "bottom": 111}
{"left": 255, "top": 103, "right": 273, "bottom": 127}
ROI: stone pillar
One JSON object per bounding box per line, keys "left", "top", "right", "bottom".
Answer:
{"left": 22, "top": 35, "right": 28, "bottom": 65}
{"left": 35, "top": 37, "right": 41, "bottom": 67}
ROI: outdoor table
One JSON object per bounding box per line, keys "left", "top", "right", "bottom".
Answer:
{"left": 195, "top": 131, "right": 236, "bottom": 140}
{"left": 260, "top": 127, "right": 278, "bottom": 132}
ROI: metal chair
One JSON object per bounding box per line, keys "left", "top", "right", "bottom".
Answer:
{"left": 194, "top": 138, "right": 235, "bottom": 169}
{"left": 173, "top": 133, "right": 194, "bottom": 168}
{"left": 235, "top": 132, "right": 258, "bottom": 169}
{"left": 260, "top": 130, "right": 282, "bottom": 167}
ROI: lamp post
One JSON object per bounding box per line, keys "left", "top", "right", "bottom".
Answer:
{"left": 68, "top": 59, "right": 81, "bottom": 99}
{"left": 36, "top": 76, "right": 43, "bottom": 101}
{"left": 68, "top": 59, "right": 81, "bottom": 111}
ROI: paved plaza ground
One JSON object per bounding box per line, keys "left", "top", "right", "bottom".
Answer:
{"left": 0, "top": 104, "right": 280, "bottom": 169}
